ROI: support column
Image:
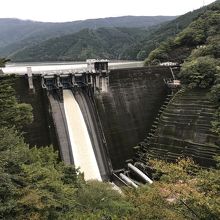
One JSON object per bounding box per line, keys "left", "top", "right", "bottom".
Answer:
{"left": 96, "top": 75, "right": 100, "bottom": 90}
{"left": 101, "top": 76, "right": 109, "bottom": 92}
{"left": 27, "top": 67, "right": 34, "bottom": 90}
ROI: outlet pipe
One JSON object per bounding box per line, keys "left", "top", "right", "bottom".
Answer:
{"left": 119, "top": 173, "right": 138, "bottom": 188}
{"left": 128, "top": 163, "right": 153, "bottom": 184}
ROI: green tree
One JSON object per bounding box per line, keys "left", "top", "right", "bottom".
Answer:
{"left": 0, "top": 127, "right": 82, "bottom": 220}
{"left": 144, "top": 4, "right": 220, "bottom": 65}
{"left": 0, "top": 58, "right": 10, "bottom": 67}
{"left": 0, "top": 127, "right": 133, "bottom": 220}
{"left": 146, "top": 158, "right": 220, "bottom": 219}
{"left": 210, "top": 83, "right": 220, "bottom": 103}
{"left": 73, "top": 180, "right": 133, "bottom": 219}
{"left": 126, "top": 184, "right": 186, "bottom": 220}
{"left": 0, "top": 76, "right": 33, "bottom": 130}
{"left": 179, "top": 56, "right": 219, "bottom": 88}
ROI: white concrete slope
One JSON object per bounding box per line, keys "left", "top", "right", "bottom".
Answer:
{"left": 63, "top": 89, "right": 102, "bottom": 181}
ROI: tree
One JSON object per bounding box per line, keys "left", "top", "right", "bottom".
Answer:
{"left": 0, "top": 127, "right": 80, "bottom": 219}
{"left": 0, "top": 58, "right": 10, "bottom": 67}
{"left": 72, "top": 180, "right": 133, "bottom": 219}
{"left": 147, "top": 158, "right": 220, "bottom": 219}
{"left": 210, "top": 74, "right": 220, "bottom": 102}
{"left": 179, "top": 56, "right": 219, "bottom": 88}
{"left": 0, "top": 76, "right": 33, "bottom": 130}
{"left": 126, "top": 184, "right": 186, "bottom": 220}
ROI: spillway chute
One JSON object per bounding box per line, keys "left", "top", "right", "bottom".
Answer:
{"left": 63, "top": 89, "right": 102, "bottom": 181}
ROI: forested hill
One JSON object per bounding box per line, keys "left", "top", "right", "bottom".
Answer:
{"left": 7, "top": 1, "right": 214, "bottom": 62}
{"left": 2, "top": 2, "right": 218, "bottom": 62}
{"left": 145, "top": 0, "right": 220, "bottom": 65}
{"left": 144, "top": 0, "right": 220, "bottom": 148}
{"left": 10, "top": 27, "right": 150, "bottom": 62}
{"left": 125, "top": 3, "right": 211, "bottom": 60}
{"left": 0, "top": 16, "right": 176, "bottom": 57}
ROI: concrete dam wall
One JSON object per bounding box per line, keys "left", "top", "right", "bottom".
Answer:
{"left": 95, "top": 67, "right": 172, "bottom": 169}
{"left": 13, "top": 66, "right": 219, "bottom": 174}
{"left": 13, "top": 67, "right": 172, "bottom": 172}
{"left": 13, "top": 76, "right": 58, "bottom": 149}
{"left": 138, "top": 88, "right": 220, "bottom": 167}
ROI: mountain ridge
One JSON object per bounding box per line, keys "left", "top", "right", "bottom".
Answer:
{"left": 7, "top": 3, "right": 211, "bottom": 62}
{"left": 144, "top": 0, "right": 220, "bottom": 64}
{"left": 0, "top": 16, "right": 176, "bottom": 57}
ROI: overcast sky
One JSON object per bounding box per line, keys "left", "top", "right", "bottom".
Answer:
{"left": 0, "top": 0, "right": 216, "bottom": 22}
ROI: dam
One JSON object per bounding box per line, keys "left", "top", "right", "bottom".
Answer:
{"left": 3, "top": 60, "right": 220, "bottom": 185}
{"left": 38, "top": 59, "right": 113, "bottom": 181}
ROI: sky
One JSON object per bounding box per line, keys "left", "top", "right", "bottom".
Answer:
{"left": 0, "top": 0, "right": 216, "bottom": 22}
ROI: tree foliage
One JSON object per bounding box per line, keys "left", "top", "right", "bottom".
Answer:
{"left": 2, "top": 128, "right": 219, "bottom": 219}
{"left": 179, "top": 56, "right": 219, "bottom": 88}
{"left": 0, "top": 127, "right": 80, "bottom": 219}
{"left": 134, "top": 158, "right": 220, "bottom": 219}
{"left": 145, "top": 1, "right": 220, "bottom": 65}
{"left": 0, "top": 58, "right": 10, "bottom": 67}
{"left": 0, "top": 76, "right": 33, "bottom": 130}
{"left": 10, "top": 28, "right": 150, "bottom": 62}
{"left": 0, "top": 125, "right": 135, "bottom": 219}
{"left": 1, "top": 126, "right": 220, "bottom": 219}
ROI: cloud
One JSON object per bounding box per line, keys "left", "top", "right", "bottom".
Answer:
{"left": 0, "top": 0, "right": 216, "bottom": 22}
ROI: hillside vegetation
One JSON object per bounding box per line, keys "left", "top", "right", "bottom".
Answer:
{"left": 10, "top": 27, "right": 150, "bottom": 62}
{"left": 145, "top": 0, "right": 220, "bottom": 65}
{"left": 144, "top": 1, "right": 220, "bottom": 113}
{"left": 0, "top": 16, "right": 175, "bottom": 58}
{"left": 8, "top": 2, "right": 213, "bottom": 62}
{"left": 124, "top": 4, "right": 209, "bottom": 60}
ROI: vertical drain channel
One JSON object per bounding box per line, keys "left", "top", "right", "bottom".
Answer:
{"left": 63, "top": 89, "right": 102, "bottom": 181}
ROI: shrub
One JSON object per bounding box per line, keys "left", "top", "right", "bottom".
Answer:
{"left": 179, "top": 56, "right": 219, "bottom": 88}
